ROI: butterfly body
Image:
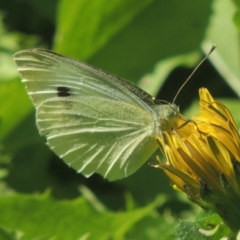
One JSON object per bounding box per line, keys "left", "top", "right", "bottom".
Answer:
{"left": 14, "top": 49, "right": 181, "bottom": 181}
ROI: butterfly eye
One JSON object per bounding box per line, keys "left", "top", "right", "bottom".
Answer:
{"left": 57, "top": 86, "right": 71, "bottom": 97}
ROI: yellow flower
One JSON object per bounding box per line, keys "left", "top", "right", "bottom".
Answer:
{"left": 153, "top": 88, "right": 240, "bottom": 232}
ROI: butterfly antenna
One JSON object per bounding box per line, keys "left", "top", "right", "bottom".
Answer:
{"left": 172, "top": 44, "right": 216, "bottom": 104}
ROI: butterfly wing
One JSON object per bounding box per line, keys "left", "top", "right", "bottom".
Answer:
{"left": 14, "top": 49, "right": 158, "bottom": 180}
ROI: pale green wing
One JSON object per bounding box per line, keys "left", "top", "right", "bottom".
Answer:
{"left": 14, "top": 49, "right": 159, "bottom": 181}
{"left": 37, "top": 97, "right": 157, "bottom": 180}
{"left": 14, "top": 49, "right": 156, "bottom": 110}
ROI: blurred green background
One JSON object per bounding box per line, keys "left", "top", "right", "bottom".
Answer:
{"left": 0, "top": 0, "right": 240, "bottom": 239}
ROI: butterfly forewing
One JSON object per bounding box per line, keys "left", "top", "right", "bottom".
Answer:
{"left": 14, "top": 50, "right": 155, "bottom": 110}
{"left": 14, "top": 49, "right": 159, "bottom": 180}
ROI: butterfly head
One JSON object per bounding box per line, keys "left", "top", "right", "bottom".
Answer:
{"left": 154, "top": 103, "right": 181, "bottom": 133}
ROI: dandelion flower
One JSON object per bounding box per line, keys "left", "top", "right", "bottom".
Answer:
{"left": 153, "top": 88, "right": 240, "bottom": 232}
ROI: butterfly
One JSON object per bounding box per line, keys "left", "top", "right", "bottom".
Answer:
{"left": 14, "top": 49, "right": 181, "bottom": 181}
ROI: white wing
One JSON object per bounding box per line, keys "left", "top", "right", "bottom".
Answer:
{"left": 14, "top": 49, "right": 158, "bottom": 180}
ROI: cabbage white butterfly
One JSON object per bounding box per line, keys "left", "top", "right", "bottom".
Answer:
{"left": 14, "top": 49, "right": 181, "bottom": 181}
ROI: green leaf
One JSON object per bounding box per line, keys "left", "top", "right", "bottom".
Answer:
{"left": 202, "top": 0, "right": 240, "bottom": 96}
{"left": 232, "top": 0, "right": 240, "bottom": 32}
{"left": 233, "top": 11, "right": 240, "bottom": 32}
{"left": 0, "top": 226, "right": 23, "bottom": 240}
{"left": 0, "top": 193, "right": 166, "bottom": 240}
{"left": 126, "top": 212, "right": 176, "bottom": 240}
{"left": 176, "top": 210, "right": 233, "bottom": 240}
{"left": 0, "top": 79, "right": 33, "bottom": 140}
{"left": 138, "top": 51, "right": 201, "bottom": 96}
{"left": 0, "top": 14, "right": 40, "bottom": 140}
{"left": 54, "top": 0, "right": 152, "bottom": 60}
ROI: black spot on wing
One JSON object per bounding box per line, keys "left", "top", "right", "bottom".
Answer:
{"left": 57, "top": 86, "right": 71, "bottom": 97}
